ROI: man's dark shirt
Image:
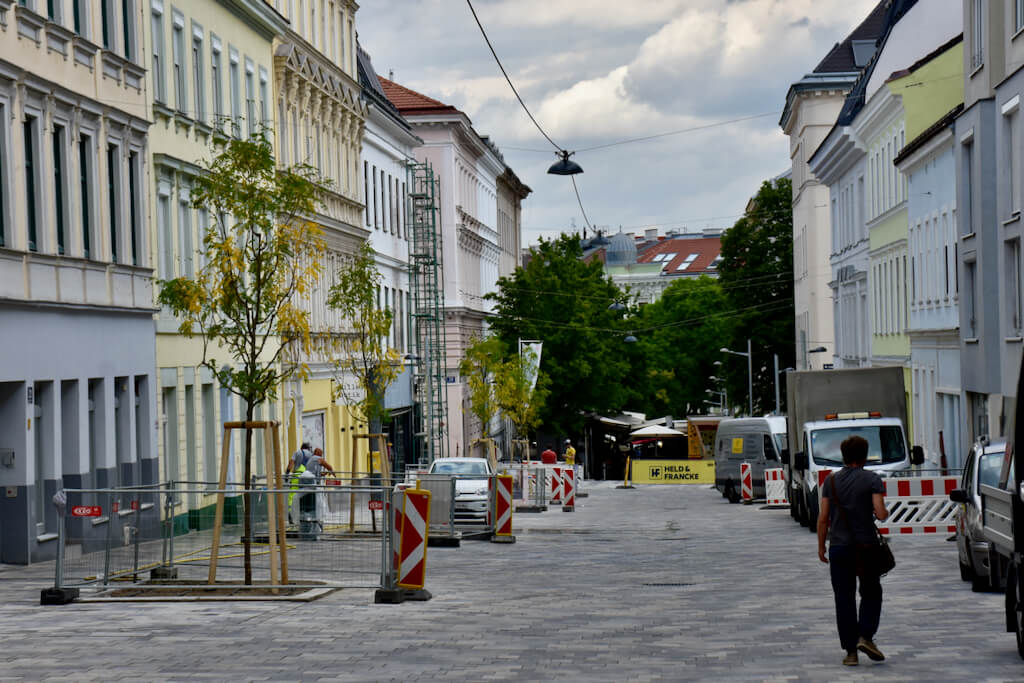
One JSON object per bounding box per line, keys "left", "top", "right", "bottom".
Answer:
{"left": 822, "top": 466, "right": 884, "bottom": 545}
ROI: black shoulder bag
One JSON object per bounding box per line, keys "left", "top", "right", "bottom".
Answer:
{"left": 827, "top": 472, "right": 895, "bottom": 577}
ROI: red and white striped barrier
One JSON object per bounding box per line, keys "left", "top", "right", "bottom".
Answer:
{"left": 562, "top": 468, "right": 576, "bottom": 512}
{"left": 550, "top": 466, "right": 564, "bottom": 504}
{"left": 740, "top": 463, "right": 753, "bottom": 503}
{"left": 764, "top": 468, "right": 787, "bottom": 505}
{"left": 491, "top": 475, "right": 514, "bottom": 537}
{"left": 877, "top": 476, "right": 958, "bottom": 535}
{"left": 396, "top": 488, "right": 431, "bottom": 590}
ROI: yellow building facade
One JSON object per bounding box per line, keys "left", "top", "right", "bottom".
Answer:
{"left": 145, "top": 0, "right": 290, "bottom": 529}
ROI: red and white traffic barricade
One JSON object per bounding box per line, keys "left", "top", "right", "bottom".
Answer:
{"left": 396, "top": 488, "right": 431, "bottom": 590}
{"left": 878, "top": 476, "right": 959, "bottom": 535}
{"left": 549, "top": 466, "right": 564, "bottom": 504}
{"left": 561, "top": 468, "right": 575, "bottom": 512}
{"left": 490, "top": 475, "right": 515, "bottom": 543}
{"left": 740, "top": 462, "right": 753, "bottom": 503}
{"left": 764, "top": 468, "right": 787, "bottom": 505}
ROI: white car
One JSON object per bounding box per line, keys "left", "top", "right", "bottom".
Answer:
{"left": 950, "top": 439, "right": 1007, "bottom": 591}
{"left": 427, "top": 457, "right": 493, "bottom": 524}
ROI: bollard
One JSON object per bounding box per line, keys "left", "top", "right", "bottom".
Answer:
{"left": 740, "top": 462, "right": 753, "bottom": 504}
{"left": 376, "top": 486, "right": 432, "bottom": 604}
{"left": 549, "top": 466, "right": 563, "bottom": 504}
{"left": 764, "top": 468, "right": 788, "bottom": 506}
{"left": 616, "top": 457, "right": 635, "bottom": 489}
{"left": 490, "top": 475, "right": 516, "bottom": 543}
{"left": 562, "top": 468, "right": 576, "bottom": 512}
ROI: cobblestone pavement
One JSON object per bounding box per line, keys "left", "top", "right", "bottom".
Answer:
{"left": 2, "top": 481, "right": 1023, "bottom": 681}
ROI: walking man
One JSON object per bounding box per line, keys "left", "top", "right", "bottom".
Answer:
{"left": 817, "top": 435, "right": 889, "bottom": 666}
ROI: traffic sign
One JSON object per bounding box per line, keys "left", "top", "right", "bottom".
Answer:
{"left": 71, "top": 506, "right": 102, "bottom": 517}
{"left": 368, "top": 500, "right": 384, "bottom": 511}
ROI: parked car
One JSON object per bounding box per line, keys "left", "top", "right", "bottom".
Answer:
{"left": 713, "top": 417, "right": 787, "bottom": 503}
{"left": 950, "top": 438, "right": 1007, "bottom": 591}
{"left": 427, "top": 457, "right": 493, "bottom": 524}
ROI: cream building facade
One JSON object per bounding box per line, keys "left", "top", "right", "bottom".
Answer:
{"left": 0, "top": 0, "right": 156, "bottom": 563}
{"left": 269, "top": 0, "right": 372, "bottom": 477}
{"left": 147, "top": 0, "right": 288, "bottom": 530}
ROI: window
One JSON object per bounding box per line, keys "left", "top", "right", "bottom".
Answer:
{"left": 963, "top": 141, "right": 974, "bottom": 234}
{"left": 73, "top": 1, "right": 86, "bottom": 34}
{"left": 210, "top": 36, "right": 222, "bottom": 129}
{"left": 1018, "top": 0, "right": 1024, "bottom": 33}
{"left": 965, "top": 260, "right": 977, "bottom": 337}
{"left": 79, "top": 135, "right": 93, "bottom": 258}
{"left": 191, "top": 23, "right": 204, "bottom": 124}
{"left": 179, "top": 191, "right": 193, "bottom": 277}
{"left": 1007, "top": 102, "right": 1021, "bottom": 215}
{"left": 245, "top": 58, "right": 255, "bottom": 137}
{"left": 171, "top": 11, "right": 186, "bottom": 112}
{"left": 107, "top": 144, "right": 120, "bottom": 263}
{"left": 372, "top": 164, "right": 378, "bottom": 229}
{"left": 47, "top": 0, "right": 58, "bottom": 21}
{"left": 157, "top": 185, "right": 173, "bottom": 278}
{"left": 128, "top": 151, "right": 140, "bottom": 265}
{"left": 100, "top": 0, "right": 113, "bottom": 50}
{"left": 229, "top": 48, "right": 241, "bottom": 137}
{"left": 675, "top": 253, "right": 699, "bottom": 271}
{"left": 122, "top": 0, "right": 135, "bottom": 61}
{"left": 52, "top": 125, "right": 67, "bottom": 255}
{"left": 1010, "top": 239, "right": 1023, "bottom": 333}
{"left": 0, "top": 108, "right": 5, "bottom": 249}
{"left": 259, "top": 67, "right": 269, "bottom": 130}
{"left": 151, "top": 4, "right": 166, "bottom": 103}
{"left": 364, "top": 161, "right": 369, "bottom": 225}
{"left": 24, "top": 116, "right": 39, "bottom": 252}
{"left": 972, "top": 0, "right": 984, "bottom": 70}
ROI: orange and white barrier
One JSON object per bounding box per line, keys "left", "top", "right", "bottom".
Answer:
{"left": 396, "top": 488, "right": 431, "bottom": 590}
{"left": 764, "top": 468, "right": 787, "bottom": 505}
{"left": 562, "top": 468, "right": 575, "bottom": 512}
{"left": 550, "top": 466, "right": 564, "bottom": 504}
{"left": 491, "top": 475, "right": 514, "bottom": 537}
{"left": 740, "top": 462, "right": 753, "bottom": 503}
{"left": 878, "top": 476, "right": 958, "bottom": 535}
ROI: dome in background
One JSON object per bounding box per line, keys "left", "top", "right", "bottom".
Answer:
{"left": 605, "top": 230, "right": 637, "bottom": 266}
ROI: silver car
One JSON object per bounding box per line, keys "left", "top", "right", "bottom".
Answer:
{"left": 950, "top": 439, "right": 1007, "bottom": 591}
{"left": 427, "top": 457, "right": 492, "bottom": 524}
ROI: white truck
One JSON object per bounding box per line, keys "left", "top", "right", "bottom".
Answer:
{"left": 782, "top": 367, "right": 922, "bottom": 530}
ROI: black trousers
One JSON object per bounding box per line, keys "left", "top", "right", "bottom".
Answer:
{"left": 829, "top": 544, "right": 883, "bottom": 652}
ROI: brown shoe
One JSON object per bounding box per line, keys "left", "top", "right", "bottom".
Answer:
{"left": 843, "top": 652, "right": 858, "bottom": 666}
{"left": 858, "top": 637, "right": 885, "bottom": 661}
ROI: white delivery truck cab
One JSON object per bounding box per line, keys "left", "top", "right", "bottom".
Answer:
{"left": 792, "top": 412, "right": 911, "bottom": 529}
{"left": 713, "top": 417, "right": 787, "bottom": 503}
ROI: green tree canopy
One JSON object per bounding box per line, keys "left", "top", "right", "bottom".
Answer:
{"left": 717, "top": 177, "right": 795, "bottom": 414}
{"left": 487, "top": 234, "right": 632, "bottom": 435}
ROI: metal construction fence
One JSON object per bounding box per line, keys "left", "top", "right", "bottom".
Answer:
{"left": 54, "top": 480, "right": 393, "bottom": 594}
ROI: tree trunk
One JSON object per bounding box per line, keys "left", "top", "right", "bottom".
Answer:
{"left": 242, "top": 402, "right": 255, "bottom": 585}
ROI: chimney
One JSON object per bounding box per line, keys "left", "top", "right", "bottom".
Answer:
{"left": 645, "top": 228, "right": 657, "bottom": 241}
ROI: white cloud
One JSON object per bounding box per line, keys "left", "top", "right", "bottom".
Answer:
{"left": 357, "top": 0, "right": 881, "bottom": 243}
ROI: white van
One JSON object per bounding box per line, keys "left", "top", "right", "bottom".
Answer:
{"left": 713, "top": 417, "right": 788, "bottom": 503}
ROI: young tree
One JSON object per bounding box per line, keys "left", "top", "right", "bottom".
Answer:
{"left": 493, "top": 347, "right": 549, "bottom": 460}
{"left": 158, "top": 130, "right": 327, "bottom": 583}
{"left": 327, "top": 241, "right": 401, "bottom": 468}
{"left": 459, "top": 335, "right": 505, "bottom": 447}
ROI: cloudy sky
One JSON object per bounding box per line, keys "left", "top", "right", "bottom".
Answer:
{"left": 357, "top": 0, "right": 880, "bottom": 246}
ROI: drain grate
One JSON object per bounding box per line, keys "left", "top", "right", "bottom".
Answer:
{"left": 642, "top": 582, "right": 694, "bottom": 587}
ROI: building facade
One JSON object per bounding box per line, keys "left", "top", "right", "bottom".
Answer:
{"left": 893, "top": 37, "right": 965, "bottom": 467}
{"left": 780, "top": 1, "right": 890, "bottom": 369}
{"left": 955, "top": 0, "right": 1024, "bottom": 443}
{"left": 379, "top": 77, "right": 527, "bottom": 458}
{"left": 357, "top": 45, "right": 418, "bottom": 471}
{"left": 147, "top": 0, "right": 288, "bottom": 530}
{"left": 0, "top": 0, "right": 156, "bottom": 563}
{"left": 269, "top": 0, "right": 371, "bottom": 477}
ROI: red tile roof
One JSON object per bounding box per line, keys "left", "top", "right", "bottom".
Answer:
{"left": 636, "top": 237, "right": 722, "bottom": 276}
{"left": 379, "top": 77, "right": 462, "bottom": 117}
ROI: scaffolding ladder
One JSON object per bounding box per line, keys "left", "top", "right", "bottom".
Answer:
{"left": 407, "top": 161, "right": 449, "bottom": 463}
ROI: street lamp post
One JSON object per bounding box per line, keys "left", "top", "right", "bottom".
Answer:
{"left": 708, "top": 376, "right": 728, "bottom": 415}
{"left": 720, "top": 339, "right": 753, "bottom": 416}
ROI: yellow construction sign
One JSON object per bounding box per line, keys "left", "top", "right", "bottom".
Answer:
{"left": 630, "top": 460, "right": 715, "bottom": 484}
